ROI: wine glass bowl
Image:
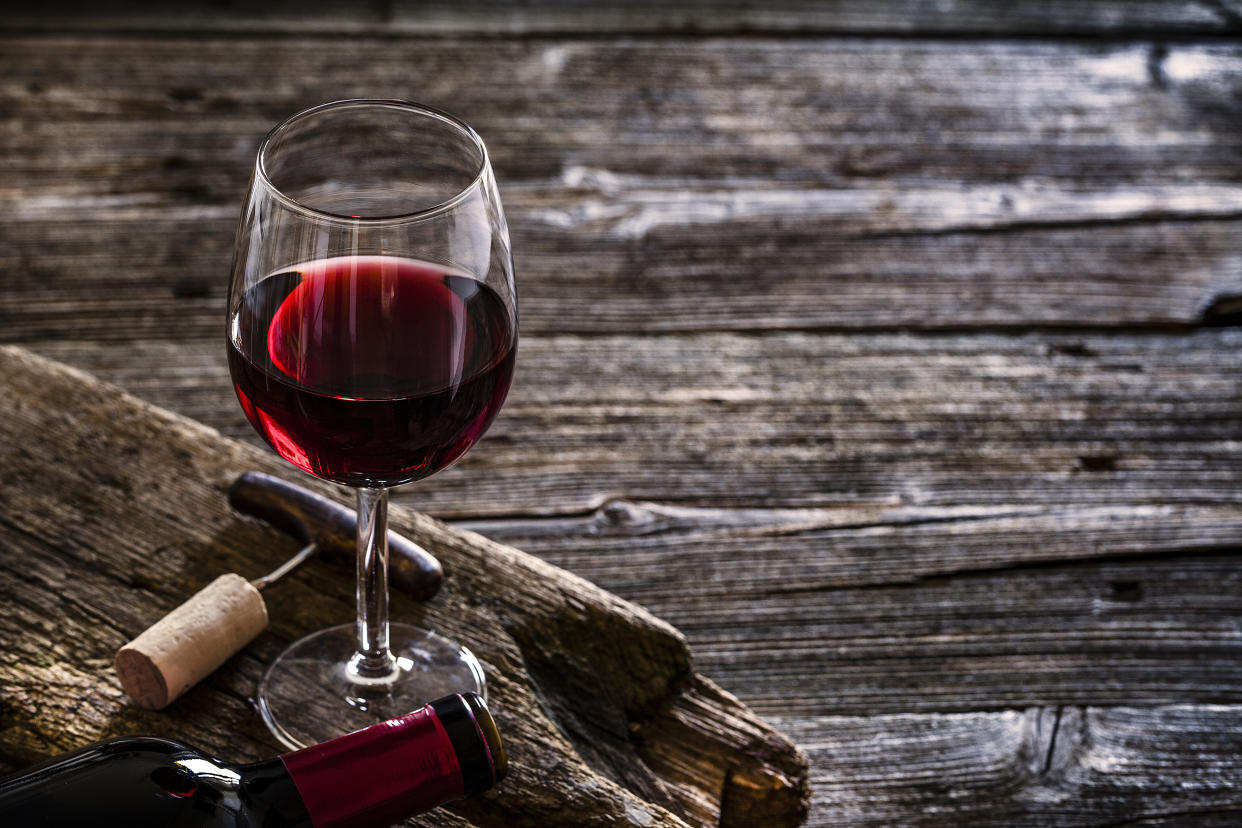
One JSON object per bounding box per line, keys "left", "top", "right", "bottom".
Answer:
{"left": 225, "top": 100, "right": 516, "bottom": 749}
{"left": 228, "top": 256, "right": 516, "bottom": 488}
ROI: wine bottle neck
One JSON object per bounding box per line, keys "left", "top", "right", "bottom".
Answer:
{"left": 238, "top": 757, "right": 315, "bottom": 827}
{"left": 278, "top": 704, "right": 465, "bottom": 828}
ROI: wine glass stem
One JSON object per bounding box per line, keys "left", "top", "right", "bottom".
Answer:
{"left": 352, "top": 485, "right": 396, "bottom": 679}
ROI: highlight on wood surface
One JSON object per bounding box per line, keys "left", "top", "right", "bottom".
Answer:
{"left": 0, "top": 344, "right": 811, "bottom": 828}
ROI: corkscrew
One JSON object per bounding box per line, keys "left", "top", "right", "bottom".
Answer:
{"left": 114, "top": 472, "right": 443, "bottom": 710}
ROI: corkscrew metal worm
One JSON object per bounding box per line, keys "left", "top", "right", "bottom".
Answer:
{"left": 114, "top": 472, "right": 444, "bottom": 710}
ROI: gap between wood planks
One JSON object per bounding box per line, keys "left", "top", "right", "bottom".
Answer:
{"left": 752, "top": 543, "right": 1242, "bottom": 596}
{"left": 5, "top": 28, "right": 1242, "bottom": 43}
{"left": 454, "top": 498, "right": 1242, "bottom": 593}
{"left": 3, "top": 2, "right": 1241, "bottom": 42}
{"left": 854, "top": 209, "right": 1242, "bottom": 241}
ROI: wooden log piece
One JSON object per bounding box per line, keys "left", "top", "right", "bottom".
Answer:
{"left": 0, "top": 344, "right": 811, "bottom": 828}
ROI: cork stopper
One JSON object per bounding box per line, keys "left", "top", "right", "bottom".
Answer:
{"left": 115, "top": 573, "right": 268, "bottom": 709}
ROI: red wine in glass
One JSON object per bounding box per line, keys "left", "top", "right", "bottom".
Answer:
{"left": 228, "top": 100, "right": 517, "bottom": 750}
{"left": 228, "top": 255, "right": 516, "bottom": 489}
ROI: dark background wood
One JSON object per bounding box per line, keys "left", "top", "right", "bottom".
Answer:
{"left": 2, "top": 2, "right": 1241, "bottom": 824}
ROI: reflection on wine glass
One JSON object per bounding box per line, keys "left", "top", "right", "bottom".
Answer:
{"left": 225, "top": 100, "right": 517, "bottom": 749}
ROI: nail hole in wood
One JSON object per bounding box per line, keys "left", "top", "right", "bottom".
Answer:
{"left": 167, "top": 86, "right": 203, "bottom": 103}
{"left": 1078, "top": 455, "right": 1117, "bottom": 472}
{"left": 171, "top": 277, "right": 211, "bottom": 299}
{"left": 1048, "top": 341, "right": 1094, "bottom": 358}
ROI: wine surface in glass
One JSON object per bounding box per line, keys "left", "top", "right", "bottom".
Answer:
{"left": 228, "top": 255, "right": 515, "bottom": 488}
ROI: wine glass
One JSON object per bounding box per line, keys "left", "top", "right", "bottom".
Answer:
{"left": 225, "top": 100, "right": 517, "bottom": 749}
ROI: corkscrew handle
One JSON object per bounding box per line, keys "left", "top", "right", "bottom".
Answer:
{"left": 227, "top": 471, "right": 443, "bottom": 601}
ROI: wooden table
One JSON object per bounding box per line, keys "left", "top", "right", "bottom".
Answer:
{"left": 3, "top": 3, "right": 1242, "bottom": 824}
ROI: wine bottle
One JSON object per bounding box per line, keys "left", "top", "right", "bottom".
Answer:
{"left": 0, "top": 692, "right": 506, "bottom": 827}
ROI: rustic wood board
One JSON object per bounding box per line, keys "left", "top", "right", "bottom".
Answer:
{"left": 13, "top": 330, "right": 1242, "bottom": 822}
{"left": 4, "top": 4, "right": 1242, "bottom": 823}
{"left": 3, "top": 37, "right": 1242, "bottom": 338}
{"left": 0, "top": 345, "right": 810, "bottom": 828}
{"left": 28, "top": 329, "right": 1242, "bottom": 517}
{"left": 780, "top": 705, "right": 1242, "bottom": 825}
{"left": 23, "top": 326, "right": 1242, "bottom": 716}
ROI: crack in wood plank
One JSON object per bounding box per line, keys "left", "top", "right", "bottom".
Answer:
{"left": 1041, "top": 706, "right": 1064, "bottom": 777}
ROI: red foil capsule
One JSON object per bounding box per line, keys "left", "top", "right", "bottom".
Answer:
{"left": 280, "top": 694, "right": 499, "bottom": 828}
{"left": 0, "top": 693, "right": 504, "bottom": 827}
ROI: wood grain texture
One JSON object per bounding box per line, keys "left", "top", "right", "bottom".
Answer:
{"left": 18, "top": 330, "right": 1242, "bottom": 721}
{"left": 25, "top": 329, "right": 1242, "bottom": 517}
{"left": 4, "top": 0, "right": 1238, "bottom": 37}
{"left": 4, "top": 8, "right": 1242, "bottom": 825}
{"left": 780, "top": 704, "right": 1242, "bottom": 825}
{"left": 0, "top": 345, "right": 810, "bottom": 828}
{"left": 2, "top": 37, "right": 1241, "bottom": 338}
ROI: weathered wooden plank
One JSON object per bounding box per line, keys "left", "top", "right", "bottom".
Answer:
{"left": 4, "top": 0, "right": 1236, "bottom": 37}
{"left": 3, "top": 353, "right": 1238, "bottom": 822}
{"left": 688, "top": 553, "right": 1242, "bottom": 716}
{"left": 7, "top": 38, "right": 1240, "bottom": 187}
{"left": 25, "top": 328, "right": 1242, "bottom": 518}
{"left": 5, "top": 216, "right": 1240, "bottom": 339}
{"left": 17, "top": 331, "right": 1242, "bottom": 717}
{"left": 2, "top": 38, "right": 1241, "bottom": 334}
{"left": 4, "top": 9, "right": 1239, "bottom": 825}
{"left": 779, "top": 705, "right": 1242, "bottom": 826}
{"left": 0, "top": 345, "right": 810, "bottom": 827}
{"left": 467, "top": 503, "right": 1242, "bottom": 717}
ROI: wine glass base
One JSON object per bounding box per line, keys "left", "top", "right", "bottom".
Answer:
{"left": 257, "top": 623, "right": 485, "bottom": 750}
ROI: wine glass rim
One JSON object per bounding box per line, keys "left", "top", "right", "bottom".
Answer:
{"left": 255, "top": 98, "right": 491, "bottom": 224}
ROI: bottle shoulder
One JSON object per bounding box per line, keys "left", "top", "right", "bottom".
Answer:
{"left": 0, "top": 737, "right": 307, "bottom": 828}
